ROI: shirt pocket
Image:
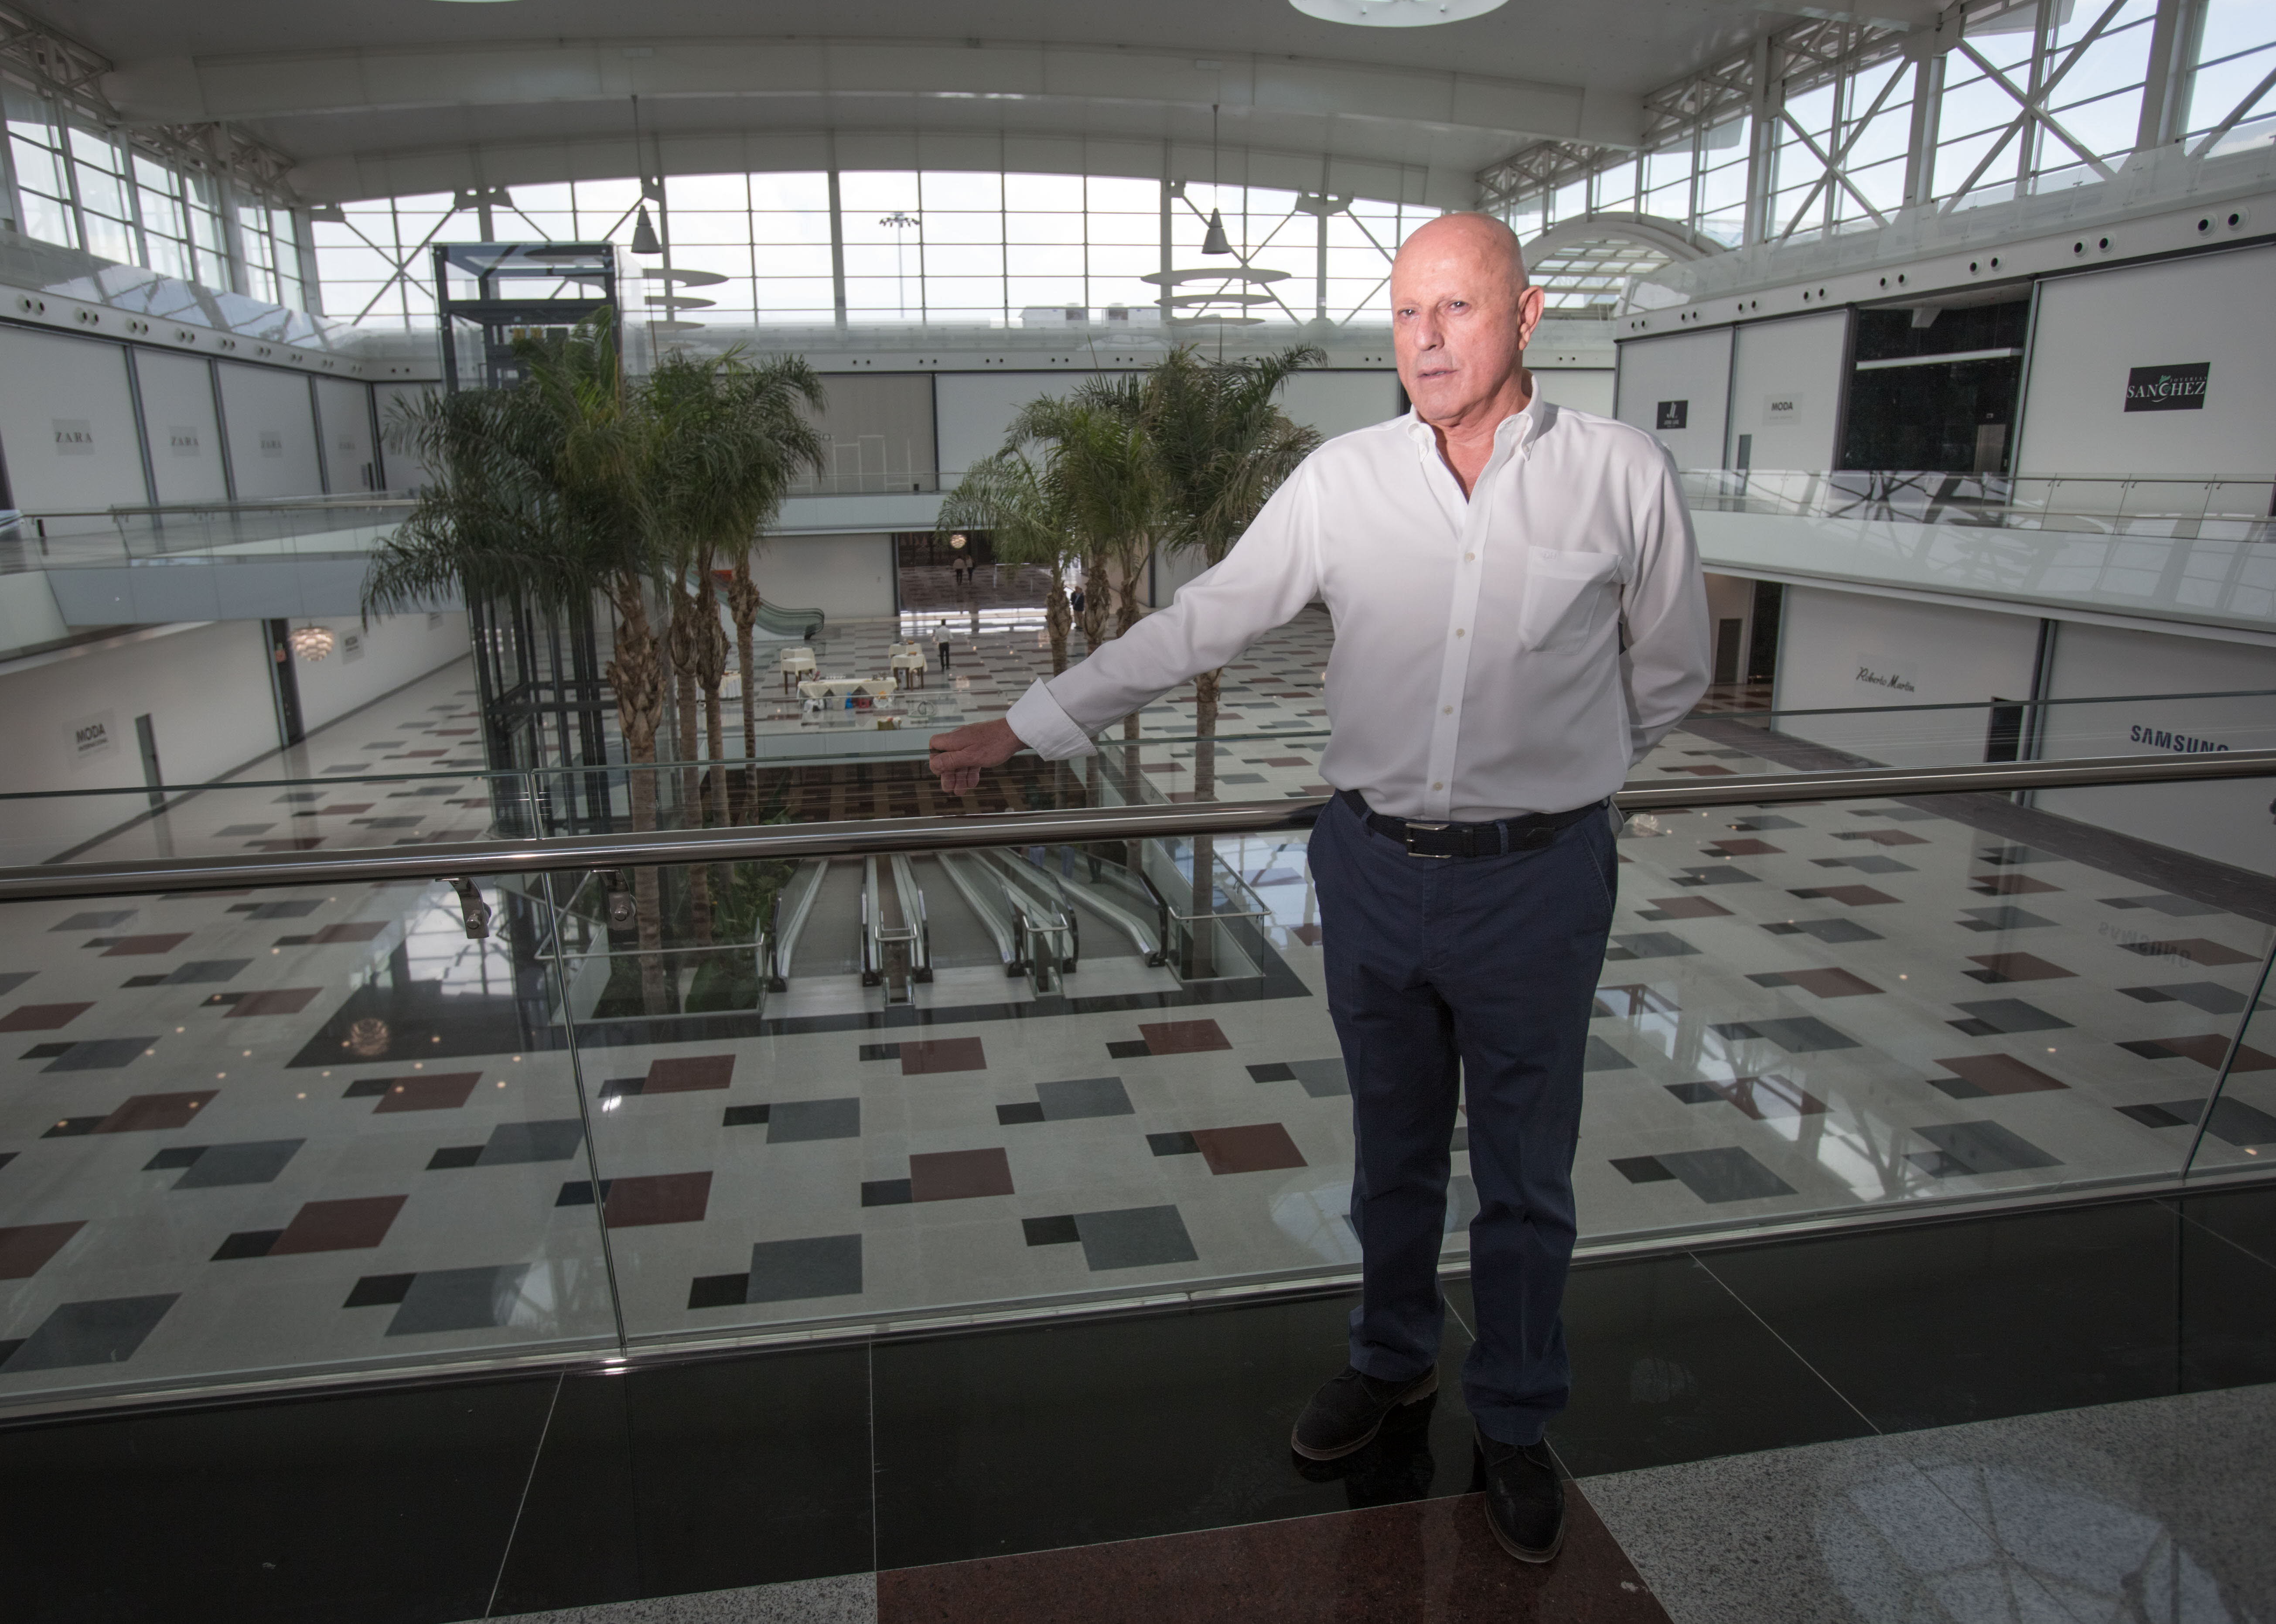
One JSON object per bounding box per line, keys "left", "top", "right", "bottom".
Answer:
{"left": 1516, "top": 547, "right": 1620, "bottom": 654}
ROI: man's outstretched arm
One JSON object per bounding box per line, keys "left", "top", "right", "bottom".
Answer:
{"left": 926, "top": 466, "right": 1325, "bottom": 794}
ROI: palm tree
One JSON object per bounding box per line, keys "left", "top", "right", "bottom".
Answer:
{"left": 1144, "top": 344, "right": 1323, "bottom": 972}
{"left": 363, "top": 314, "right": 678, "bottom": 1012}
{"left": 936, "top": 445, "right": 1079, "bottom": 675}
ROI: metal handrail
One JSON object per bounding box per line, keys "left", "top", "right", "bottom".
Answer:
{"left": 2, "top": 748, "right": 2273, "bottom": 904}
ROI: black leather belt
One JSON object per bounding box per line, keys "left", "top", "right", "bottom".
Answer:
{"left": 1340, "top": 789, "right": 1605, "bottom": 860}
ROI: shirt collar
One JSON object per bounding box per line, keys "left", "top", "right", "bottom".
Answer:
{"left": 1401, "top": 392, "right": 1546, "bottom": 454}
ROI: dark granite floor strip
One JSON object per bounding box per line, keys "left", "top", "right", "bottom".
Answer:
{"left": 876, "top": 1488, "right": 1672, "bottom": 1624}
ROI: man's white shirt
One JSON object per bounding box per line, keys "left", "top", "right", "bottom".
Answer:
{"left": 1006, "top": 398, "right": 1712, "bottom": 822}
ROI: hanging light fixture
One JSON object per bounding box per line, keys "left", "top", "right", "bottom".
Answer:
{"left": 630, "top": 205, "right": 662, "bottom": 255}
{"left": 1201, "top": 104, "right": 1234, "bottom": 255}
{"left": 289, "top": 624, "right": 335, "bottom": 662}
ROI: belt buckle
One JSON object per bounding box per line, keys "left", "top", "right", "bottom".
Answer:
{"left": 1403, "top": 822, "right": 1454, "bottom": 860}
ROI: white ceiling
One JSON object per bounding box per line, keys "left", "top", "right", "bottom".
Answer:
{"left": 54, "top": 0, "right": 1944, "bottom": 204}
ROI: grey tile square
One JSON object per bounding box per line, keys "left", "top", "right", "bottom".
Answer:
{"left": 1218, "top": 773, "right": 1267, "bottom": 785}
{"left": 1909, "top": 1120, "right": 2062, "bottom": 1176}
{"left": 766, "top": 1098, "right": 862, "bottom": 1143}
{"left": 1727, "top": 814, "right": 1804, "bottom": 830}
{"left": 235, "top": 900, "right": 324, "bottom": 920}
{"left": 42, "top": 1037, "right": 156, "bottom": 1072}
{"left": 1950, "top": 998, "right": 2072, "bottom": 1034}
{"left": 2193, "top": 1097, "right": 2276, "bottom": 1147}
{"left": 746, "top": 1235, "right": 863, "bottom": 1303}
{"left": 161, "top": 959, "right": 252, "bottom": 985}
{"left": 0, "top": 972, "right": 31, "bottom": 997}
{"left": 1583, "top": 1036, "right": 1637, "bottom": 1071}
{"left": 1607, "top": 932, "right": 1700, "bottom": 960}
{"left": 2122, "top": 982, "right": 2265, "bottom": 1017}
{"left": 1658, "top": 1147, "right": 1798, "bottom": 1202}
{"left": 1762, "top": 918, "right": 1884, "bottom": 945}
{"left": 2105, "top": 893, "right": 2225, "bottom": 917}
{"left": 1288, "top": 1058, "right": 1351, "bottom": 1099}
{"left": 1812, "top": 855, "right": 1916, "bottom": 874}
{"left": 53, "top": 911, "right": 134, "bottom": 932}
{"left": 2, "top": 1294, "right": 177, "bottom": 1371}
{"left": 171, "top": 1139, "right": 304, "bottom": 1189}
{"left": 476, "top": 1120, "right": 586, "bottom": 1166}
{"left": 386, "top": 1264, "right": 533, "bottom": 1335}
{"left": 1036, "top": 1076, "right": 1135, "bottom": 1120}
{"left": 1073, "top": 1205, "right": 1199, "bottom": 1270}
{"left": 1716, "top": 1017, "right": 1858, "bottom": 1053}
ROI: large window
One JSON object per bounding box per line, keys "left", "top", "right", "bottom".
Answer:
{"left": 309, "top": 169, "right": 1443, "bottom": 333}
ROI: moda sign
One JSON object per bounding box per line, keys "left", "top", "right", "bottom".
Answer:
{"left": 2122, "top": 362, "right": 2209, "bottom": 412}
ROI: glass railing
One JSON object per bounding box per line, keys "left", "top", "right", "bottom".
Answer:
{"left": 0, "top": 497, "right": 416, "bottom": 570}
{"left": 1682, "top": 469, "right": 2276, "bottom": 539}
{"left": 0, "top": 741, "right": 2271, "bottom": 1416}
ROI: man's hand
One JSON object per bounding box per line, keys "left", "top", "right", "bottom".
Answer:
{"left": 928, "top": 717, "right": 1023, "bottom": 795}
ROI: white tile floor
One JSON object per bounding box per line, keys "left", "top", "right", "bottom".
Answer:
{"left": 1, "top": 633, "right": 2271, "bottom": 1409}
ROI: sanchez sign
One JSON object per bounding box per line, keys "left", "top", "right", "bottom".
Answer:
{"left": 2123, "top": 363, "right": 2209, "bottom": 412}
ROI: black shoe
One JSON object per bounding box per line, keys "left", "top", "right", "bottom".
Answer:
{"left": 1477, "top": 1430, "right": 1565, "bottom": 1563}
{"left": 1290, "top": 1364, "right": 1438, "bottom": 1461}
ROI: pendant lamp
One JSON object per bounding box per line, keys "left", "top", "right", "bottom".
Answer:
{"left": 631, "top": 205, "right": 662, "bottom": 255}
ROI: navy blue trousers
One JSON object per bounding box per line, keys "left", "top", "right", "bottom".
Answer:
{"left": 1308, "top": 792, "right": 1617, "bottom": 1446}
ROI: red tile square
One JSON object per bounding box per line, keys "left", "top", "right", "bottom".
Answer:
{"left": 1707, "top": 1075, "right": 1827, "bottom": 1119}
{"left": 604, "top": 1171, "right": 714, "bottom": 1226}
{"left": 908, "top": 1147, "right": 1015, "bottom": 1201}
{"left": 100, "top": 934, "right": 191, "bottom": 957}
{"left": 1191, "top": 1123, "right": 1308, "bottom": 1175}
{"left": 2152, "top": 1034, "right": 2275, "bottom": 1072}
{"left": 372, "top": 1072, "right": 482, "bottom": 1113}
{"left": 308, "top": 922, "right": 390, "bottom": 945}
{"left": 1968, "top": 953, "right": 2074, "bottom": 981}
{"left": 1937, "top": 1055, "right": 2066, "bottom": 1095}
{"left": 1974, "top": 874, "right": 2061, "bottom": 894}
{"left": 901, "top": 1038, "right": 987, "bottom": 1075}
{"left": 1140, "top": 1020, "right": 1232, "bottom": 1056}
{"left": 1812, "top": 885, "right": 1899, "bottom": 907}
{"left": 1778, "top": 968, "right": 1882, "bottom": 998}
{"left": 1646, "top": 897, "right": 1731, "bottom": 919}
{"left": 270, "top": 1195, "right": 406, "bottom": 1255}
{"left": 1708, "top": 839, "right": 1783, "bottom": 856}
{"left": 0, "top": 1002, "right": 94, "bottom": 1031}
{"left": 0, "top": 1220, "right": 85, "bottom": 1279}
{"left": 646, "top": 1054, "right": 736, "bottom": 1092}
{"left": 2143, "top": 938, "right": 2256, "bottom": 968}
{"left": 226, "top": 987, "right": 322, "bottom": 1017}
{"left": 94, "top": 1091, "right": 218, "bottom": 1131}
{"left": 1858, "top": 829, "right": 1927, "bottom": 846}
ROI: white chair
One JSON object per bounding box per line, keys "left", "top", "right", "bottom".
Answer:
{"left": 778, "top": 646, "right": 817, "bottom": 692}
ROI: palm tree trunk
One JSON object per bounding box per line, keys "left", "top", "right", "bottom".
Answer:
{"left": 727, "top": 554, "right": 762, "bottom": 808}
{"left": 1045, "top": 580, "right": 1071, "bottom": 676}
{"left": 607, "top": 583, "right": 671, "bottom": 1016}
{"left": 675, "top": 661, "right": 712, "bottom": 945}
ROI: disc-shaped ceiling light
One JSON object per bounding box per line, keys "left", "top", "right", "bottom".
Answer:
{"left": 1290, "top": 0, "right": 1507, "bottom": 22}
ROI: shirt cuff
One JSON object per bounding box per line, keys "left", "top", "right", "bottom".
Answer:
{"left": 1007, "top": 679, "right": 1097, "bottom": 761}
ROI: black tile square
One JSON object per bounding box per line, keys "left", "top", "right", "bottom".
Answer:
{"left": 22, "top": 1042, "right": 75, "bottom": 1060}
{"left": 141, "top": 1146, "right": 208, "bottom": 1170}
{"left": 687, "top": 1273, "right": 749, "bottom": 1309}
{"left": 871, "top": 1291, "right": 1478, "bottom": 1568}
{"left": 212, "top": 1229, "right": 283, "bottom": 1261}
{"left": 41, "top": 1117, "right": 104, "bottom": 1138}
{"left": 995, "top": 1102, "right": 1047, "bottom": 1125}
{"left": 1147, "top": 1131, "right": 1200, "bottom": 1157}
{"left": 425, "top": 1146, "right": 483, "bottom": 1170}
{"left": 343, "top": 1078, "right": 391, "bottom": 1099}
{"left": 556, "top": 1180, "right": 610, "bottom": 1207}
{"left": 1611, "top": 1156, "right": 1675, "bottom": 1184}
{"left": 722, "top": 1104, "right": 771, "bottom": 1127}
{"left": 1247, "top": 1062, "right": 1297, "bottom": 1083}
{"left": 2118, "top": 1103, "right": 2191, "bottom": 1129}
{"left": 597, "top": 1078, "right": 647, "bottom": 1101}
{"left": 1106, "top": 1039, "right": 1153, "bottom": 1059}
{"left": 1021, "top": 1215, "right": 1082, "bottom": 1246}
{"left": 1949, "top": 1018, "right": 2000, "bottom": 1036}
{"left": 861, "top": 1178, "right": 914, "bottom": 1207}
{"left": 859, "top": 1043, "right": 902, "bottom": 1061}
{"left": 343, "top": 1273, "right": 416, "bottom": 1308}
{"left": 489, "top": 1346, "right": 875, "bottom": 1610}
{"left": 1664, "top": 1082, "right": 1723, "bottom": 1104}
{"left": 121, "top": 975, "right": 169, "bottom": 989}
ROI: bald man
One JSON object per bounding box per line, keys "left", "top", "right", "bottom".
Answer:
{"left": 930, "top": 213, "right": 1710, "bottom": 1562}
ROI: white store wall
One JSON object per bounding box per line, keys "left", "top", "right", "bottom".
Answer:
{"left": 752, "top": 532, "right": 898, "bottom": 620}
{"left": 372, "top": 382, "right": 440, "bottom": 490}
{"left": 215, "top": 362, "right": 324, "bottom": 500}
{"left": 131, "top": 350, "right": 230, "bottom": 505}
{"left": 2017, "top": 244, "right": 2276, "bottom": 481}
{"left": 0, "top": 328, "right": 147, "bottom": 515}
{"left": 314, "top": 376, "right": 379, "bottom": 494}
{"left": 1771, "top": 585, "right": 2043, "bottom": 766}
{"left": 1614, "top": 328, "right": 1733, "bottom": 470}
{"left": 1537, "top": 368, "right": 1615, "bottom": 417}
{"left": 0, "top": 621, "right": 278, "bottom": 864}
{"left": 293, "top": 611, "right": 471, "bottom": 733}
{"left": 1280, "top": 369, "right": 1403, "bottom": 440}
{"left": 2034, "top": 621, "right": 2276, "bottom": 878}
{"left": 933, "top": 372, "right": 1075, "bottom": 484}
{"left": 1727, "top": 311, "right": 1851, "bottom": 472}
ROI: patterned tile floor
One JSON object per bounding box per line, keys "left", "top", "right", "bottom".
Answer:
{"left": 2, "top": 636, "right": 2273, "bottom": 1409}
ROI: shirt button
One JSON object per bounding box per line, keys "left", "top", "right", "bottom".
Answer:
{"left": 1432, "top": 781, "right": 1443, "bottom": 790}
{"left": 1455, "top": 628, "right": 1466, "bottom": 638}
{"left": 1442, "top": 706, "right": 1452, "bottom": 714}
{"left": 1465, "top": 552, "right": 1475, "bottom": 561}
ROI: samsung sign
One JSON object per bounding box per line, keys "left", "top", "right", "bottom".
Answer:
{"left": 2123, "top": 363, "right": 2209, "bottom": 412}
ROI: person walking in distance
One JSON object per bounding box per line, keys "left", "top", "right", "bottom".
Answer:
{"left": 926, "top": 213, "right": 1709, "bottom": 1563}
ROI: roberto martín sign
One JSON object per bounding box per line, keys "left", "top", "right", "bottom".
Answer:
{"left": 2123, "top": 363, "right": 2209, "bottom": 412}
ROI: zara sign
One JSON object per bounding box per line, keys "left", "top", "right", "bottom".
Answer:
{"left": 2123, "top": 363, "right": 2209, "bottom": 412}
